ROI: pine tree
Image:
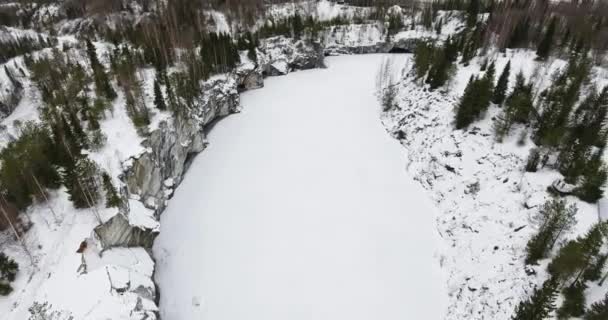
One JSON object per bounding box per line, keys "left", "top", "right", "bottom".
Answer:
{"left": 0, "top": 122, "right": 61, "bottom": 209}
{"left": 575, "top": 155, "right": 607, "bottom": 203}
{"left": 86, "top": 39, "right": 116, "bottom": 100}
{"left": 548, "top": 222, "right": 607, "bottom": 285}
{"left": 153, "top": 78, "right": 167, "bottom": 111}
{"left": 101, "top": 172, "right": 121, "bottom": 208}
{"left": 535, "top": 56, "right": 591, "bottom": 147}
{"left": 585, "top": 293, "right": 608, "bottom": 320}
{"left": 512, "top": 277, "right": 559, "bottom": 320}
{"left": 67, "top": 109, "right": 88, "bottom": 149}
{"left": 536, "top": 17, "right": 557, "bottom": 60}
{"left": 426, "top": 37, "right": 458, "bottom": 89}
{"left": 455, "top": 76, "right": 478, "bottom": 129}
{"left": 413, "top": 41, "right": 434, "bottom": 79}
{"left": 557, "top": 282, "right": 586, "bottom": 319}
{"left": 455, "top": 65, "right": 495, "bottom": 129}
{"left": 583, "top": 253, "right": 607, "bottom": 282}
{"left": 0, "top": 253, "right": 18, "bottom": 296}
{"left": 492, "top": 61, "right": 511, "bottom": 105}
{"left": 479, "top": 61, "right": 496, "bottom": 110}
{"left": 466, "top": 0, "right": 480, "bottom": 27}
{"left": 525, "top": 149, "right": 541, "bottom": 172}
{"left": 63, "top": 156, "right": 100, "bottom": 209}
{"left": 525, "top": 199, "right": 577, "bottom": 265}
{"left": 292, "top": 13, "right": 304, "bottom": 39}
{"left": 247, "top": 46, "right": 257, "bottom": 63}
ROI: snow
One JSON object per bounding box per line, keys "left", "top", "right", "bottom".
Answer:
{"left": 382, "top": 52, "right": 605, "bottom": 319}
{"left": 0, "top": 38, "right": 156, "bottom": 319}
{"left": 154, "top": 54, "right": 446, "bottom": 320}
{"left": 127, "top": 200, "right": 159, "bottom": 232}
{"left": 0, "top": 190, "right": 156, "bottom": 320}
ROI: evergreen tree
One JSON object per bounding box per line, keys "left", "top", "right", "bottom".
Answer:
{"left": 153, "top": 78, "right": 167, "bottom": 111}
{"left": 535, "top": 56, "right": 591, "bottom": 147}
{"left": 101, "top": 172, "right": 121, "bottom": 208}
{"left": 548, "top": 222, "right": 607, "bottom": 285}
{"left": 512, "top": 277, "right": 559, "bottom": 320}
{"left": 0, "top": 253, "right": 18, "bottom": 296}
{"left": 292, "top": 13, "right": 304, "bottom": 39}
{"left": 454, "top": 65, "right": 495, "bottom": 129}
{"left": 537, "top": 17, "right": 558, "bottom": 60}
{"left": 67, "top": 109, "right": 88, "bottom": 149}
{"left": 247, "top": 46, "right": 257, "bottom": 63}
{"left": 507, "top": 17, "right": 530, "bottom": 49}
{"left": 479, "top": 61, "right": 496, "bottom": 107}
{"left": 86, "top": 39, "right": 116, "bottom": 100}
{"left": 575, "top": 154, "right": 607, "bottom": 203}
{"left": 525, "top": 199, "right": 577, "bottom": 265}
{"left": 492, "top": 61, "right": 511, "bottom": 105}
{"left": 455, "top": 76, "right": 478, "bottom": 129}
{"left": 494, "top": 72, "right": 534, "bottom": 140}
{"left": 585, "top": 294, "right": 608, "bottom": 320}
{"left": 63, "top": 156, "right": 100, "bottom": 209}
{"left": 557, "top": 282, "right": 586, "bottom": 319}
{"left": 413, "top": 41, "right": 434, "bottom": 79}
{"left": 466, "top": 0, "right": 480, "bottom": 27}
{"left": 426, "top": 36, "right": 458, "bottom": 89}
{"left": 0, "top": 122, "right": 61, "bottom": 209}
{"left": 525, "top": 149, "right": 541, "bottom": 172}
{"left": 583, "top": 253, "right": 607, "bottom": 282}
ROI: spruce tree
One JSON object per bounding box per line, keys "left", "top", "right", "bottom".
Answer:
{"left": 492, "top": 61, "right": 511, "bottom": 105}
{"left": 0, "top": 122, "right": 61, "bottom": 209}
{"left": 86, "top": 39, "right": 116, "bottom": 100}
{"left": 63, "top": 156, "right": 100, "bottom": 209}
{"left": 466, "top": 0, "right": 479, "bottom": 27}
{"left": 67, "top": 109, "right": 88, "bottom": 149}
{"left": 455, "top": 76, "right": 478, "bottom": 129}
{"left": 585, "top": 294, "right": 608, "bottom": 320}
{"left": 413, "top": 41, "right": 434, "bottom": 79}
{"left": 153, "top": 78, "right": 167, "bottom": 111}
{"left": 575, "top": 155, "right": 607, "bottom": 203}
{"left": 479, "top": 61, "right": 496, "bottom": 110}
{"left": 101, "top": 172, "right": 121, "bottom": 208}
{"left": 512, "top": 277, "right": 559, "bottom": 320}
{"left": 536, "top": 17, "right": 557, "bottom": 60}
{"left": 548, "top": 222, "right": 607, "bottom": 285}
{"left": 557, "top": 282, "right": 586, "bottom": 319}
{"left": 525, "top": 149, "right": 541, "bottom": 172}
{"left": 525, "top": 199, "right": 577, "bottom": 265}
{"left": 0, "top": 253, "right": 18, "bottom": 296}
{"left": 426, "top": 37, "right": 458, "bottom": 89}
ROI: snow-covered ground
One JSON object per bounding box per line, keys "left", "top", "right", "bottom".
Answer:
{"left": 382, "top": 50, "right": 608, "bottom": 319}
{"left": 154, "top": 54, "right": 446, "bottom": 320}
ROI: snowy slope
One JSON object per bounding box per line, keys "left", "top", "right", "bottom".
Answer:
{"left": 382, "top": 50, "right": 607, "bottom": 319}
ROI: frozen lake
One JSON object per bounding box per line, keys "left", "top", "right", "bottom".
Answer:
{"left": 154, "top": 54, "right": 446, "bottom": 320}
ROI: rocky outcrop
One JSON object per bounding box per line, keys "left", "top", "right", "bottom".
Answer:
{"left": 95, "top": 76, "right": 240, "bottom": 251}
{"left": 94, "top": 213, "right": 157, "bottom": 248}
{"left": 259, "top": 36, "right": 325, "bottom": 76}
{"left": 0, "top": 63, "right": 23, "bottom": 119}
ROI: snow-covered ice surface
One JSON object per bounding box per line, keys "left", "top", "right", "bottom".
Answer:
{"left": 154, "top": 54, "right": 446, "bottom": 320}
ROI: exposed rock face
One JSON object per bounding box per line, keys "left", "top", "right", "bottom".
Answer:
{"left": 0, "top": 64, "right": 23, "bottom": 119}
{"left": 94, "top": 213, "right": 157, "bottom": 248}
{"left": 259, "top": 36, "right": 325, "bottom": 76}
{"left": 95, "top": 77, "right": 240, "bottom": 250}
{"left": 325, "top": 35, "right": 420, "bottom": 55}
